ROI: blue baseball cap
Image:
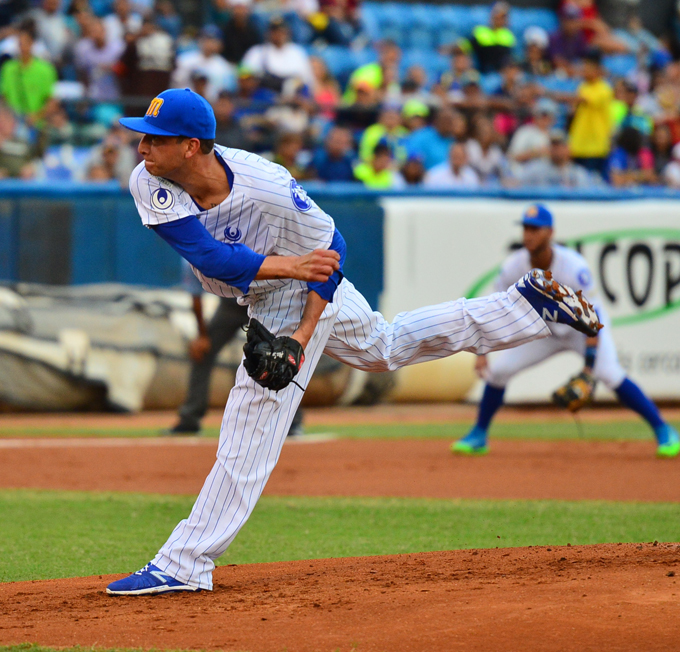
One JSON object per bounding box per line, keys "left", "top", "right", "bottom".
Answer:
{"left": 520, "top": 203, "right": 553, "bottom": 228}
{"left": 119, "top": 88, "right": 216, "bottom": 140}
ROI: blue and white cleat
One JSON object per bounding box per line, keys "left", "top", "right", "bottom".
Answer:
{"left": 451, "top": 426, "right": 489, "bottom": 456}
{"left": 106, "top": 563, "right": 201, "bottom": 596}
{"left": 515, "top": 269, "right": 602, "bottom": 337}
{"left": 655, "top": 424, "right": 680, "bottom": 459}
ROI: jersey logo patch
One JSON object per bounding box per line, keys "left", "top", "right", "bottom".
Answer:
{"left": 290, "top": 179, "right": 312, "bottom": 212}
{"left": 577, "top": 269, "right": 591, "bottom": 288}
{"left": 151, "top": 188, "right": 175, "bottom": 211}
{"left": 224, "top": 226, "right": 242, "bottom": 242}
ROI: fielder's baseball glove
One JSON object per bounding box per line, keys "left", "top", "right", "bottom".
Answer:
{"left": 552, "top": 370, "right": 596, "bottom": 413}
{"left": 243, "top": 319, "right": 305, "bottom": 391}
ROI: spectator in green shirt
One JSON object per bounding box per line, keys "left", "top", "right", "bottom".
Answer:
{"left": 0, "top": 20, "right": 57, "bottom": 125}
{"left": 354, "top": 142, "right": 398, "bottom": 188}
{"left": 358, "top": 104, "right": 408, "bottom": 163}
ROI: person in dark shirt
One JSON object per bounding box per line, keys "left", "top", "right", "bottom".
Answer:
{"left": 119, "top": 20, "right": 175, "bottom": 116}
{"left": 549, "top": 4, "right": 588, "bottom": 75}
{"left": 309, "top": 126, "right": 356, "bottom": 182}
{"left": 468, "top": 1, "right": 516, "bottom": 73}
{"left": 233, "top": 65, "right": 276, "bottom": 119}
{"left": 335, "top": 81, "right": 380, "bottom": 131}
{"left": 220, "top": 0, "right": 262, "bottom": 65}
{"left": 213, "top": 91, "right": 252, "bottom": 150}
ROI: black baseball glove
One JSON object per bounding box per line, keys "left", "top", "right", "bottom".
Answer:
{"left": 243, "top": 319, "right": 305, "bottom": 391}
{"left": 552, "top": 370, "right": 596, "bottom": 413}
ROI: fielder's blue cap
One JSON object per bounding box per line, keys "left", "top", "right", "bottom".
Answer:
{"left": 520, "top": 203, "right": 553, "bottom": 228}
{"left": 119, "top": 88, "right": 216, "bottom": 140}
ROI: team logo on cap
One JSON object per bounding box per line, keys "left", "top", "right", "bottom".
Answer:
{"left": 290, "top": 179, "right": 312, "bottom": 212}
{"left": 151, "top": 188, "right": 175, "bottom": 211}
{"left": 146, "top": 97, "right": 164, "bottom": 118}
{"left": 526, "top": 205, "right": 539, "bottom": 217}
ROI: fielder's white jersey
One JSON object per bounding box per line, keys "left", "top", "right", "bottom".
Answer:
{"left": 494, "top": 244, "right": 602, "bottom": 337}
{"left": 129, "top": 144, "right": 335, "bottom": 302}
{"left": 485, "top": 244, "right": 625, "bottom": 390}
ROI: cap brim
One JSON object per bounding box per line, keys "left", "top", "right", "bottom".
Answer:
{"left": 118, "top": 117, "right": 181, "bottom": 137}
{"left": 518, "top": 218, "right": 551, "bottom": 227}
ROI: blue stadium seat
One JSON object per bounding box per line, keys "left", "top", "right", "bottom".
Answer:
{"left": 438, "top": 5, "right": 468, "bottom": 29}
{"left": 603, "top": 54, "right": 637, "bottom": 78}
{"left": 480, "top": 72, "right": 502, "bottom": 95}
{"left": 410, "top": 5, "right": 439, "bottom": 30}
{"left": 380, "top": 26, "right": 408, "bottom": 47}
{"left": 377, "top": 2, "right": 411, "bottom": 30}
{"left": 408, "top": 27, "right": 434, "bottom": 50}
{"left": 510, "top": 8, "right": 559, "bottom": 36}
{"left": 401, "top": 48, "right": 449, "bottom": 86}
{"left": 284, "top": 11, "right": 313, "bottom": 45}
{"left": 318, "top": 45, "right": 354, "bottom": 79}
{"left": 250, "top": 12, "right": 269, "bottom": 40}
{"left": 353, "top": 48, "right": 379, "bottom": 69}
{"left": 437, "top": 28, "right": 461, "bottom": 49}
{"left": 465, "top": 5, "right": 491, "bottom": 36}
{"left": 359, "top": 3, "right": 382, "bottom": 41}
{"left": 539, "top": 75, "right": 581, "bottom": 94}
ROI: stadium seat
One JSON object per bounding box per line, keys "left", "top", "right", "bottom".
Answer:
{"left": 410, "top": 5, "right": 439, "bottom": 30}
{"left": 318, "top": 45, "right": 353, "bottom": 78}
{"left": 539, "top": 75, "right": 581, "bottom": 94}
{"left": 250, "top": 12, "right": 269, "bottom": 40}
{"left": 510, "top": 8, "right": 559, "bottom": 36}
{"left": 284, "top": 11, "right": 314, "bottom": 45}
{"left": 359, "top": 3, "right": 382, "bottom": 42}
{"left": 401, "top": 48, "right": 449, "bottom": 86}
{"left": 408, "top": 27, "right": 434, "bottom": 50}
{"left": 438, "top": 5, "right": 470, "bottom": 30}
{"left": 380, "top": 26, "right": 408, "bottom": 48}
{"left": 603, "top": 54, "right": 637, "bottom": 78}
{"left": 437, "top": 28, "right": 461, "bottom": 50}
{"left": 480, "top": 72, "right": 502, "bottom": 95}
{"left": 465, "top": 5, "right": 491, "bottom": 36}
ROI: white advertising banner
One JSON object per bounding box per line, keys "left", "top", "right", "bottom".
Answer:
{"left": 380, "top": 198, "right": 680, "bottom": 402}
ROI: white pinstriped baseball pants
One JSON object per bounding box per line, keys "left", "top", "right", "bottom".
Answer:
{"left": 152, "top": 279, "right": 551, "bottom": 589}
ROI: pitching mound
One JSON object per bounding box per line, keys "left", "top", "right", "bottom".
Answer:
{"left": 1, "top": 543, "right": 679, "bottom": 651}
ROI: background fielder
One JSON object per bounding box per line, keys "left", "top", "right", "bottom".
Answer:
{"left": 452, "top": 204, "right": 680, "bottom": 459}
{"left": 106, "top": 89, "right": 600, "bottom": 595}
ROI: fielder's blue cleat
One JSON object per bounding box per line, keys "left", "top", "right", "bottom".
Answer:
{"left": 106, "top": 563, "right": 201, "bottom": 596}
{"left": 451, "top": 426, "right": 489, "bottom": 456}
{"left": 515, "top": 269, "right": 602, "bottom": 337}
{"left": 655, "top": 424, "right": 680, "bottom": 459}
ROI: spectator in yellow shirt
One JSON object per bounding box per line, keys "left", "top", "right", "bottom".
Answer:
{"left": 568, "top": 50, "right": 613, "bottom": 179}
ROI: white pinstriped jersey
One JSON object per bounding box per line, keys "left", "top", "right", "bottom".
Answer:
{"left": 129, "top": 144, "right": 335, "bottom": 302}
{"left": 494, "top": 243, "right": 602, "bottom": 336}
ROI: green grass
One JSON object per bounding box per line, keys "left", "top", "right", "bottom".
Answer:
{"left": 2, "top": 419, "right": 677, "bottom": 441}
{"left": 1, "top": 489, "right": 679, "bottom": 583}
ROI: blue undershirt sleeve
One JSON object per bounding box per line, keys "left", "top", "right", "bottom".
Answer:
{"left": 152, "top": 215, "right": 265, "bottom": 295}
{"left": 307, "top": 228, "right": 346, "bottom": 302}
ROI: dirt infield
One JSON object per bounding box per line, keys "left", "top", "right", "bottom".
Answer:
{"left": 2, "top": 543, "right": 679, "bottom": 652}
{"left": 3, "top": 404, "right": 680, "bottom": 430}
{"left": 2, "top": 407, "right": 680, "bottom": 651}
{"left": 0, "top": 437, "right": 677, "bottom": 502}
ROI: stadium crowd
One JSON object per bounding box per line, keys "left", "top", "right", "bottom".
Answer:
{"left": 2, "top": 0, "right": 680, "bottom": 190}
